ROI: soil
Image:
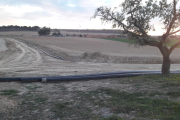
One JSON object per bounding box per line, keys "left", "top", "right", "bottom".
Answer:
{"left": 0, "top": 36, "right": 179, "bottom": 119}
{"left": 1, "top": 37, "right": 180, "bottom": 77}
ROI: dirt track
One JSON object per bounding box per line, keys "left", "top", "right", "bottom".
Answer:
{"left": 0, "top": 37, "right": 180, "bottom": 77}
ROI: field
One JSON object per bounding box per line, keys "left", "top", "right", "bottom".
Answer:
{"left": 0, "top": 31, "right": 180, "bottom": 119}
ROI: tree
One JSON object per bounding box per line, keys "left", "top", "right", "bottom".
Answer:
{"left": 38, "top": 27, "right": 51, "bottom": 36}
{"left": 93, "top": 0, "right": 180, "bottom": 75}
{"left": 52, "top": 29, "right": 61, "bottom": 36}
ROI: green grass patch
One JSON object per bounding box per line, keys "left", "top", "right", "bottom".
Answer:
{"left": 101, "top": 38, "right": 132, "bottom": 44}
{"left": 165, "top": 39, "right": 180, "bottom": 48}
{"left": 149, "top": 91, "right": 163, "bottom": 97}
{"left": 85, "top": 88, "right": 180, "bottom": 120}
{"left": 162, "top": 82, "right": 180, "bottom": 88}
{"left": 52, "top": 101, "right": 92, "bottom": 119}
{"left": 8, "top": 93, "right": 50, "bottom": 120}
{"left": 94, "top": 115, "right": 125, "bottom": 120}
{"left": 128, "top": 74, "right": 180, "bottom": 83}
{"left": 25, "top": 85, "right": 41, "bottom": 90}
{"left": 34, "top": 97, "right": 48, "bottom": 104}
{"left": 102, "top": 38, "right": 180, "bottom": 48}
{"left": 0, "top": 89, "right": 19, "bottom": 96}
{"left": 55, "top": 102, "right": 71, "bottom": 109}
{"left": 166, "top": 91, "right": 180, "bottom": 98}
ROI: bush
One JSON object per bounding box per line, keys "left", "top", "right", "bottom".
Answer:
{"left": 38, "top": 27, "right": 51, "bottom": 36}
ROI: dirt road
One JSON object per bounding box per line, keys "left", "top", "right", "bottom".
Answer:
{"left": 0, "top": 38, "right": 180, "bottom": 77}
{"left": 0, "top": 38, "right": 8, "bottom": 52}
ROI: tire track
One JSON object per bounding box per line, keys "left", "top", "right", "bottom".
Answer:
{"left": 0, "top": 38, "right": 42, "bottom": 72}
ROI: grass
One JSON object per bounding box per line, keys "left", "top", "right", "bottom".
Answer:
{"left": 0, "top": 89, "right": 19, "bottom": 96}
{"left": 149, "top": 91, "right": 163, "bottom": 96}
{"left": 0, "top": 74, "right": 179, "bottom": 120}
{"left": 102, "top": 38, "right": 180, "bottom": 48}
{"left": 130, "top": 74, "right": 180, "bottom": 83}
{"left": 85, "top": 88, "right": 180, "bottom": 120}
{"left": 52, "top": 101, "right": 93, "bottom": 119}
{"left": 165, "top": 39, "right": 180, "bottom": 48}
{"left": 25, "top": 85, "right": 41, "bottom": 90}
{"left": 94, "top": 115, "right": 126, "bottom": 120}
{"left": 166, "top": 91, "right": 180, "bottom": 98}
{"left": 101, "top": 38, "right": 132, "bottom": 44}
{"left": 7, "top": 92, "right": 50, "bottom": 120}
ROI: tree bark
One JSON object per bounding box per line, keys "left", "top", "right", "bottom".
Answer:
{"left": 162, "top": 56, "right": 171, "bottom": 75}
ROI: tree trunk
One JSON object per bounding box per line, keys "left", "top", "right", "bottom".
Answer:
{"left": 162, "top": 56, "right": 170, "bottom": 75}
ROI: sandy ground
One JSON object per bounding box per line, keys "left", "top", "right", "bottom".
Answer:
{"left": 0, "top": 38, "right": 8, "bottom": 52}
{"left": 0, "top": 37, "right": 180, "bottom": 77}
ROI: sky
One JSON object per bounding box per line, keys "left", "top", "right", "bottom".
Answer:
{"left": 0, "top": 0, "right": 177, "bottom": 35}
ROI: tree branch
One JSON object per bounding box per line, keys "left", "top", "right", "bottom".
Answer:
{"left": 169, "top": 29, "right": 180, "bottom": 35}
{"left": 161, "top": 0, "right": 177, "bottom": 44}
{"left": 143, "top": 39, "right": 159, "bottom": 47}
{"left": 176, "top": 13, "right": 180, "bottom": 16}
{"left": 169, "top": 41, "right": 180, "bottom": 54}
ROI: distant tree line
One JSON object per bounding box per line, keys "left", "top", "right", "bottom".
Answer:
{"left": 0, "top": 25, "right": 40, "bottom": 31}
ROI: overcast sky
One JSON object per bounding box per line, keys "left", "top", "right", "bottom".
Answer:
{"left": 0, "top": 0, "right": 176, "bottom": 35}
{"left": 0, "top": 0, "right": 122, "bottom": 29}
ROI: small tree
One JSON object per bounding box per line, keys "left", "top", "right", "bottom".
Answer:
{"left": 38, "top": 27, "right": 51, "bottom": 36}
{"left": 94, "top": 0, "right": 180, "bottom": 75}
{"left": 52, "top": 29, "right": 61, "bottom": 36}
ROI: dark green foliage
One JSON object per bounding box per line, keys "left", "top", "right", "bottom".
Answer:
{"left": 0, "top": 89, "right": 19, "bottom": 96}
{"left": 38, "top": 27, "right": 51, "bottom": 36}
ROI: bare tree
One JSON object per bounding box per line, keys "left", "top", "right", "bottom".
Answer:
{"left": 93, "top": 0, "right": 180, "bottom": 75}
